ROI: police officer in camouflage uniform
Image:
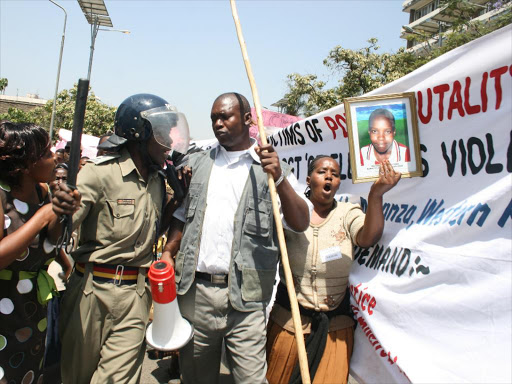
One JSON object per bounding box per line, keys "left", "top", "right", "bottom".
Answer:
{"left": 52, "top": 94, "right": 189, "bottom": 384}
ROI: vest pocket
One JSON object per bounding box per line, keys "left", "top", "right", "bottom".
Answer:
{"left": 240, "top": 266, "right": 275, "bottom": 302}
{"left": 243, "top": 198, "right": 271, "bottom": 237}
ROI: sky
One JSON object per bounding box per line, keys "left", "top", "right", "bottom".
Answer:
{"left": 0, "top": 0, "right": 410, "bottom": 140}
{"left": 356, "top": 103, "right": 407, "bottom": 121}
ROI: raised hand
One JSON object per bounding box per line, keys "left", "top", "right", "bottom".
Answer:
{"left": 371, "top": 160, "right": 401, "bottom": 197}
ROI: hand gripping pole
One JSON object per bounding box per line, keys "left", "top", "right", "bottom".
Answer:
{"left": 229, "top": 1, "right": 311, "bottom": 382}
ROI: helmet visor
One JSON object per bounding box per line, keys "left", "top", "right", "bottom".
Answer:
{"left": 141, "top": 106, "right": 190, "bottom": 153}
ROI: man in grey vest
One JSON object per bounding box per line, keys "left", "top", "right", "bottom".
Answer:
{"left": 162, "top": 92, "right": 310, "bottom": 383}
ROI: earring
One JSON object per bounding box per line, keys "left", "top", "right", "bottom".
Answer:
{"left": 304, "top": 185, "right": 311, "bottom": 198}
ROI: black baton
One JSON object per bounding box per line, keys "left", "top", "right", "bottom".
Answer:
{"left": 60, "top": 78, "right": 89, "bottom": 247}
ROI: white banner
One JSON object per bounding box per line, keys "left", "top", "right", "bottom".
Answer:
{"left": 269, "top": 26, "right": 512, "bottom": 383}
{"left": 54, "top": 128, "right": 100, "bottom": 159}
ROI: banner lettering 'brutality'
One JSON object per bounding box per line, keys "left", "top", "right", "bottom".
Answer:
{"left": 268, "top": 26, "right": 512, "bottom": 383}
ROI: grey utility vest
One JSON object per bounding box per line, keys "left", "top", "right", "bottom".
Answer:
{"left": 174, "top": 147, "right": 291, "bottom": 312}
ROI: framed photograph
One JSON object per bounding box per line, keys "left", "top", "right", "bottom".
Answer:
{"left": 344, "top": 92, "right": 423, "bottom": 184}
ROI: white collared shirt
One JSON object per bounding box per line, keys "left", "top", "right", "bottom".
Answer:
{"left": 360, "top": 140, "right": 411, "bottom": 166}
{"left": 174, "top": 139, "right": 311, "bottom": 274}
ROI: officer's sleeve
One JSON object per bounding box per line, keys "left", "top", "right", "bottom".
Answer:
{"left": 72, "top": 164, "right": 101, "bottom": 231}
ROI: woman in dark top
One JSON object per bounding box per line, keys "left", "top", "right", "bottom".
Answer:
{"left": 0, "top": 120, "right": 60, "bottom": 383}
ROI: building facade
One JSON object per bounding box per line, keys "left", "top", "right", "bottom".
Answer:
{"left": 0, "top": 95, "right": 48, "bottom": 115}
{"left": 401, "top": 0, "right": 511, "bottom": 52}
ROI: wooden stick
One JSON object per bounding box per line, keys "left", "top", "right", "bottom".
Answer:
{"left": 229, "top": 1, "right": 311, "bottom": 383}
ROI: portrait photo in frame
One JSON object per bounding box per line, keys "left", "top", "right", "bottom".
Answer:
{"left": 344, "top": 92, "right": 423, "bottom": 183}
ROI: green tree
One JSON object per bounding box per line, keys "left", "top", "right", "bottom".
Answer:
{"left": 281, "top": 3, "right": 511, "bottom": 116}
{"left": 0, "top": 84, "right": 116, "bottom": 140}
{"left": 281, "top": 74, "right": 338, "bottom": 117}
{"left": 0, "top": 107, "right": 33, "bottom": 123}
{"left": 0, "top": 78, "right": 7, "bottom": 94}
{"left": 282, "top": 39, "right": 418, "bottom": 116}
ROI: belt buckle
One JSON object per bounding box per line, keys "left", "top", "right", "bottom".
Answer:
{"left": 114, "top": 265, "right": 124, "bottom": 285}
{"left": 211, "top": 274, "right": 226, "bottom": 284}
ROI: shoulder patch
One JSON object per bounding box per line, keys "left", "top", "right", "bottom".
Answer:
{"left": 88, "top": 154, "right": 120, "bottom": 165}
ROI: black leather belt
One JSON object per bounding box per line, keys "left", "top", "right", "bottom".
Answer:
{"left": 196, "top": 272, "right": 228, "bottom": 284}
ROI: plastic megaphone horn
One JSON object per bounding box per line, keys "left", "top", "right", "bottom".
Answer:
{"left": 146, "top": 260, "right": 193, "bottom": 351}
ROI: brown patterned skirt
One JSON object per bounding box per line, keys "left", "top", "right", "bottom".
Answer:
{"left": 266, "top": 318, "right": 354, "bottom": 384}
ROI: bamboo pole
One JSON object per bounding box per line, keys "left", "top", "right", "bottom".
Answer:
{"left": 229, "top": 1, "right": 311, "bottom": 383}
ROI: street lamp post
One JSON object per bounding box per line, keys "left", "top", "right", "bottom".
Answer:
{"left": 87, "top": 16, "right": 99, "bottom": 81}
{"left": 77, "top": 0, "right": 129, "bottom": 83}
{"left": 87, "top": 19, "right": 130, "bottom": 81}
{"left": 49, "top": 0, "right": 67, "bottom": 142}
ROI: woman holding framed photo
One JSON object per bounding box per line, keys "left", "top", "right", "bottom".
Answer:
{"left": 266, "top": 155, "right": 400, "bottom": 384}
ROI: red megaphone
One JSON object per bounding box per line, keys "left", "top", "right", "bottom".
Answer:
{"left": 146, "top": 260, "right": 193, "bottom": 351}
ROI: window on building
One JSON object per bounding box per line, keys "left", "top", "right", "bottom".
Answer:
{"left": 413, "top": 0, "right": 441, "bottom": 21}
